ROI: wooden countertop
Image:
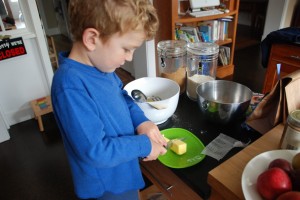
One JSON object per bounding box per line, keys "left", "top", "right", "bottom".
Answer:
{"left": 208, "top": 124, "right": 285, "bottom": 200}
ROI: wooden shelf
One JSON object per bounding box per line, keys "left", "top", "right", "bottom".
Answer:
{"left": 216, "top": 38, "right": 233, "bottom": 46}
{"left": 175, "top": 11, "right": 237, "bottom": 23}
{"left": 217, "top": 64, "right": 234, "bottom": 79}
{"left": 153, "top": 0, "right": 240, "bottom": 79}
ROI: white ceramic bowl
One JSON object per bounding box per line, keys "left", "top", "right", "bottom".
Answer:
{"left": 124, "top": 77, "right": 180, "bottom": 124}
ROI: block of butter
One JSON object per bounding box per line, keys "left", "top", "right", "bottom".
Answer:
{"left": 170, "top": 139, "right": 187, "bottom": 155}
{"left": 164, "top": 136, "right": 187, "bottom": 155}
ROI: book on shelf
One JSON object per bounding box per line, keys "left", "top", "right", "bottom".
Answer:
{"left": 218, "top": 17, "right": 232, "bottom": 40}
{"left": 198, "top": 20, "right": 219, "bottom": 42}
{"left": 174, "top": 17, "right": 232, "bottom": 43}
{"left": 180, "top": 26, "right": 200, "bottom": 42}
{"left": 218, "top": 46, "right": 230, "bottom": 66}
{"left": 175, "top": 27, "right": 199, "bottom": 43}
{"left": 198, "top": 19, "right": 231, "bottom": 42}
{"left": 218, "top": 20, "right": 228, "bottom": 40}
{"left": 198, "top": 25, "right": 212, "bottom": 42}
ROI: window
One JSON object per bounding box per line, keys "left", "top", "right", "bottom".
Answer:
{"left": 0, "top": 0, "right": 32, "bottom": 37}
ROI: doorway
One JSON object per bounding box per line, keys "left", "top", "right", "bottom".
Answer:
{"left": 0, "top": 104, "right": 10, "bottom": 143}
{"left": 52, "top": 0, "right": 70, "bottom": 39}
{"left": 236, "top": 0, "right": 269, "bottom": 50}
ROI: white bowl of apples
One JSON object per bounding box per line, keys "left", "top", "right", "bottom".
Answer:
{"left": 242, "top": 150, "right": 300, "bottom": 200}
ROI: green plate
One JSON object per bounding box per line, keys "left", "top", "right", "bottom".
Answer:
{"left": 158, "top": 128, "right": 206, "bottom": 168}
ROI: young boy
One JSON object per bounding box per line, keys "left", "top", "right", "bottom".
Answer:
{"left": 51, "top": 0, "right": 167, "bottom": 199}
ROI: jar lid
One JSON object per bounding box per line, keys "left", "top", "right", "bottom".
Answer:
{"left": 157, "top": 40, "right": 187, "bottom": 57}
{"left": 288, "top": 110, "right": 300, "bottom": 127}
{"left": 187, "top": 42, "right": 219, "bottom": 55}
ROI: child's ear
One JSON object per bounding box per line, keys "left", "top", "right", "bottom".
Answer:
{"left": 82, "top": 28, "right": 100, "bottom": 51}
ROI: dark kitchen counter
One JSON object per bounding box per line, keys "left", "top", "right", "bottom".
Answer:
{"left": 143, "top": 93, "right": 262, "bottom": 199}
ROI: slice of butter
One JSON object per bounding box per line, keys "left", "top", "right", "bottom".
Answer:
{"left": 163, "top": 136, "right": 187, "bottom": 155}
{"left": 163, "top": 136, "right": 170, "bottom": 143}
{"left": 170, "top": 139, "right": 187, "bottom": 155}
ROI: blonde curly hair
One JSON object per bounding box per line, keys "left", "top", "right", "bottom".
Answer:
{"left": 68, "top": 0, "right": 159, "bottom": 42}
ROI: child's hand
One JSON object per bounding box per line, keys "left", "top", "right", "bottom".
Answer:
{"left": 142, "top": 138, "right": 167, "bottom": 161}
{"left": 136, "top": 121, "right": 167, "bottom": 146}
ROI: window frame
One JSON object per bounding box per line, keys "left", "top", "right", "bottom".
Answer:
{"left": 0, "top": 0, "right": 36, "bottom": 39}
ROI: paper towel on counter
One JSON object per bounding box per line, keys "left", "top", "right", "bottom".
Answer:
{"left": 201, "top": 133, "right": 250, "bottom": 161}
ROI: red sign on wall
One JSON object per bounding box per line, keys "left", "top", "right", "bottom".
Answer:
{"left": 0, "top": 37, "right": 27, "bottom": 61}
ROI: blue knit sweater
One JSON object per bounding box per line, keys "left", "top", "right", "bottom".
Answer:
{"left": 51, "top": 52, "right": 151, "bottom": 199}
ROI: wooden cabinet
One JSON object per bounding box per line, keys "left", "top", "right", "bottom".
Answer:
{"left": 140, "top": 161, "right": 202, "bottom": 200}
{"left": 153, "top": 0, "right": 240, "bottom": 79}
{"left": 262, "top": 43, "right": 300, "bottom": 94}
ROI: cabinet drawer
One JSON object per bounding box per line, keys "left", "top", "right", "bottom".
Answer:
{"left": 262, "top": 43, "right": 300, "bottom": 94}
{"left": 263, "top": 61, "right": 299, "bottom": 93}
{"left": 271, "top": 43, "right": 300, "bottom": 66}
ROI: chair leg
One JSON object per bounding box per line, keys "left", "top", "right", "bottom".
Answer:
{"left": 37, "top": 116, "right": 44, "bottom": 132}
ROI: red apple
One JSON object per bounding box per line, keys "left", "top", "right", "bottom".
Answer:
{"left": 257, "top": 167, "right": 292, "bottom": 200}
{"left": 269, "top": 158, "right": 293, "bottom": 174}
{"left": 276, "top": 191, "right": 300, "bottom": 200}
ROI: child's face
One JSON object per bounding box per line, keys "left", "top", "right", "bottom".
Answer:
{"left": 90, "top": 30, "right": 146, "bottom": 73}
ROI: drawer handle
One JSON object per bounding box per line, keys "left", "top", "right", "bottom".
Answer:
{"left": 290, "top": 55, "right": 300, "bottom": 60}
{"left": 141, "top": 164, "right": 174, "bottom": 195}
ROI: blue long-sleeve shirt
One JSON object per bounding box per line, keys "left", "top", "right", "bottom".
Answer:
{"left": 51, "top": 52, "right": 151, "bottom": 199}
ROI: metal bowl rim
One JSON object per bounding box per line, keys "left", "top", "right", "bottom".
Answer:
{"left": 196, "top": 80, "right": 253, "bottom": 104}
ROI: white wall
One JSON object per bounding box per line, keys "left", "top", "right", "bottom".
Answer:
{"left": 262, "top": 0, "right": 297, "bottom": 39}
{"left": 0, "top": 39, "right": 51, "bottom": 126}
{"left": 281, "top": 0, "right": 298, "bottom": 27}
{"left": 0, "top": 0, "right": 53, "bottom": 127}
{"left": 8, "top": 1, "right": 20, "bottom": 20}
{"left": 133, "top": 40, "right": 157, "bottom": 78}
{"left": 0, "top": 103, "right": 10, "bottom": 142}
{"left": 121, "top": 61, "right": 135, "bottom": 75}
{"left": 121, "top": 40, "right": 157, "bottom": 79}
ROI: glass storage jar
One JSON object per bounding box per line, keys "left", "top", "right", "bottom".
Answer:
{"left": 157, "top": 40, "right": 187, "bottom": 94}
{"left": 280, "top": 110, "right": 300, "bottom": 150}
{"left": 186, "top": 42, "right": 219, "bottom": 101}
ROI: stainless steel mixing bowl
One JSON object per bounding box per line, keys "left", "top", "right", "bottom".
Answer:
{"left": 196, "top": 80, "right": 253, "bottom": 124}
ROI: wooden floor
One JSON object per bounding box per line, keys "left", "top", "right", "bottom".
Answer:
{"left": 235, "top": 24, "right": 261, "bottom": 50}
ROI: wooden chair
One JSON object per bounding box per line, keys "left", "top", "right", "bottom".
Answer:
{"left": 30, "top": 96, "right": 53, "bottom": 132}
{"left": 46, "top": 35, "right": 59, "bottom": 70}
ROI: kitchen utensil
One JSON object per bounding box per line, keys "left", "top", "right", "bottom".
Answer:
{"left": 157, "top": 40, "right": 187, "bottom": 94}
{"left": 124, "top": 77, "right": 180, "bottom": 124}
{"left": 158, "top": 128, "right": 206, "bottom": 168}
{"left": 196, "top": 80, "right": 252, "bottom": 124}
{"left": 186, "top": 42, "right": 219, "bottom": 101}
{"left": 165, "top": 137, "right": 186, "bottom": 150}
{"left": 131, "top": 89, "right": 165, "bottom": 110}
{"left": 131, "top": 89, "right": 161, "bottom": 103}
